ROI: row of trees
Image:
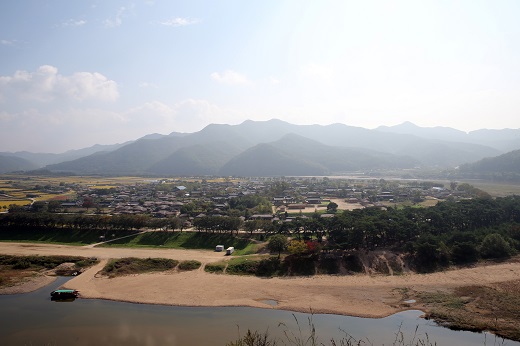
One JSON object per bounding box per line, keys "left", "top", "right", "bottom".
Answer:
{"left": 0, "top": 212, "right": 182, "bottom": 231}
{"left": 3, "top": 196, "right": 520, "bottom": 269}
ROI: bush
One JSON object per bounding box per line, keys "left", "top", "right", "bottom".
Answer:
{"left": 480, "top": 233, "right": 513, "bottom": 259}
{"left": 204, "top": 262, "right": 226, "bottom": 273}
{"left": 256, "top": 257, "right": 281, "bottom": 277}
{"left": 451, "top": 242, "right": 479, "bottom": 264}
{"left": 284, "top": 255, "right": 316, "bottom": 276}
{"left": 102, "top": 257, "right": 178, "bottom": 277}
{"left": 12, "top": 260, "right": 31, "bottom": 270}
{"left": 178, "top": 260, "right": 201, "bottom": 271}
{"left": 317, "top": 257, "right": 340, "bottom": 274}
{"left": 343, "top": 254, "right": 364, "bottom": 273}
{"left": 227, "top": 260, "right": 260, "bottom": 276}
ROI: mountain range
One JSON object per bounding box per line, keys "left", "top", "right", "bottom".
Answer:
{"left": 1, "top": 119, "right": 519, "bottom": 176}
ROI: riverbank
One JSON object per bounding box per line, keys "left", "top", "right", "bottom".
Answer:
{"left": 1, "top": 242, "right": 520, "bottom": 339}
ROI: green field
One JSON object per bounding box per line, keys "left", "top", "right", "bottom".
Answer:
{"left": 99, "top": 231, "right": 260, "bottom": 255}
{"left": 0, "top": 228, "right": 137, "bottom": 246}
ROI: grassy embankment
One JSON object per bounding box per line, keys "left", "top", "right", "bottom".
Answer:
{"left": 0, "top": 255, "right": 98, "bottom": 288}
{"left": 100, "top": 257, "right": 202, "bottom": 277}
{"left": 99, "top": 231, "right": 260, "bottom": 255}
{"left": 417, "top": 280, "right": 520, "bottom": 342}
{"left": 0, "top": 228, "right": 138, "bottom": 246}
{"left": 0, "top": 227, "right": 260, "bottom": 255}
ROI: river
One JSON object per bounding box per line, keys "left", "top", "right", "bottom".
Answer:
{"left": 0, "top": 277, "right": 518, "bottom": 346}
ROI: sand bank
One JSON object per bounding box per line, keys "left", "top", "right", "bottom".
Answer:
{"left": 1, "top": 242, "right": 519, "bottom": 318}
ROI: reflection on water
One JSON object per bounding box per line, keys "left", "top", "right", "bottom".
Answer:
{"left": 0, "top": 277, "right": 519, "bottom": 346}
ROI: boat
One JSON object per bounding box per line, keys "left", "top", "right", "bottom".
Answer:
{"left": 50, "top": 289, "right": 79, "bottom": 300}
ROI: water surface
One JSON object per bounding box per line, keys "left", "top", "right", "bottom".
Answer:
{"left": 0, "top": 277, "right": 517, "bottom": 346}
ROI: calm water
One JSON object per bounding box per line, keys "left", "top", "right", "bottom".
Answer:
{"left": 0, "top": 277, "right": 518, "bottom": 346}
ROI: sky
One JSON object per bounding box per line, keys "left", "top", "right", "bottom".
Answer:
{"left": 1, "top": 0, "right": 520, "bottom": 153}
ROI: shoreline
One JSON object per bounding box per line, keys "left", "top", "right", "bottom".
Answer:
{"left": 1, "top": 242, "right": 520, "bottom": 320}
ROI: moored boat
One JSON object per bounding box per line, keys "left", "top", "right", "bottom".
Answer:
{"left": 50, "top": 289, "right": 79, "bottom": 299}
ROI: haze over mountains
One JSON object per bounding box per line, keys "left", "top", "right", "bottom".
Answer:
{"left": 1, "top": 119, "right": 519, "bottom": 176}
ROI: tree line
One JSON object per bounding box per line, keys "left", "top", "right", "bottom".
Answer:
{"left": 2, "top": 196, "right": 520, "bottom": 270}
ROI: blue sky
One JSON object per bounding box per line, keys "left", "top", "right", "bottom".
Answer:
{"left": 1, "top": 0, "right": 520, "bottom": 153}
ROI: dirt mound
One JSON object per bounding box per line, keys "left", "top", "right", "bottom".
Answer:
{"left": 342, "top": 250, "right": 411, "bottom": 275}
{"left": 48, "top": 262, "right": 80, "bottom": 276}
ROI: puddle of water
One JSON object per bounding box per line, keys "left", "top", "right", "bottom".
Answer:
{"left": 261, "top": 299, "right": 278, "bottom": 307}
{"left": 403, "top": 299, "right": 416, "bottom": 304}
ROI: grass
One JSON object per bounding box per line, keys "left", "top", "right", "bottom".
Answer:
{"left": 100, "top": 231, "right": 259, "bottom": 254}
{"left": 204, "top": 261, "right": 227, "bottom": 273}
{"left": 418, "top": 281, "right": 520, "bottom": 341}
{"left": 226, "top": 314, "right": 438, "bottom": 346}
{"left": 0, "top": 200, "right": 31, "bottom": 208}
{"left": 468, "top": 181, "right": 520, "bottom": 198}
{"left": 101, "top": 257, "right": 179, "bottom": 277}
{"left": 0, "top": 228, "right": 138, "bottom": 245}
{"left": 225, "top": 256, "right": 283, "bottom": 277}
{"left": 178, "top": 260, "right": 201, "bottom": 271}
{"left": 0, "top": 255, "right": 99, "bottom": 288}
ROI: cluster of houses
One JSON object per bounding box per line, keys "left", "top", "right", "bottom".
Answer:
{"left": 52, "top": 177, "right": 475, "bottom": 222}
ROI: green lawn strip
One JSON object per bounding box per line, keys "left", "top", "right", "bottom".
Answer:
{"left": 0, "top": 228, "right": 137, "bottom": 246}
{"left": 101, "top": 257, "right": 179, "bottom": 277}
{"left": 99, "top": 231, "right": 257, "bottom": 254}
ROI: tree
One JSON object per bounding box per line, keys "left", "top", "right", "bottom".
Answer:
{"left": 326, "top": 202, "right": 338, "bottom": 213}
{"left": 267, "top": 234, "right": 288, "bottom": 258}
{"left": 287, "top": 240, "right": 308, "bottom": 256}
{"left": 480, "top": 233, "right": 513, "bottom": 259}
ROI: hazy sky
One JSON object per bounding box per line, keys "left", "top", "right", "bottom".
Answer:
{"left": 1, "top": 0, "right": 520, "bottom": 153}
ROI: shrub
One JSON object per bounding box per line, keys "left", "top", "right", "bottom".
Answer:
{"left": 102, "top": 257, "right": 178, "bottom": 277}
{"left": 227, "top": 260, "right": 260, "bottom": 275}
{"left": 284, "top": 255, "right": 316, "bottom": 276}
{"left": 343, "top": 254, "right": 363, "bottom": 273}
{"left": 256, "top": 257, "right": 281, "bottom": 277}
{"left": 204, "top": 262, "right": 226, "bottom": 273}
{"left": 12, "top": 260, "right": 31, "bottom": 270}
{"left": 317, "top": 256, "right": 340, "bottom": 274}
{"left": 287, "top": 240, "right": 308, "bottom": 256}
{"left": 178, "top": 260, "right": 201, "bottom": 271}
{"left": 451, "top": 242, "right": 479, "bottom": 264}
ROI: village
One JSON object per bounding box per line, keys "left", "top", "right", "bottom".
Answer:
{"left": 24, "top": 176, "right": 479, "bottom": 223}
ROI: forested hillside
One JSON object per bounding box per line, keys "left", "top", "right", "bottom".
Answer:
{"left": 457, "top": 149, "right": 520, "bottom": 182}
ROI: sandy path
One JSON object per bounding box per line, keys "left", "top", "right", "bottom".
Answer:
{"left": 1, "top": 242, "right": 520, "bottom": 318}
{"left": 0, "top": 242, "right": 226, "bottom": 262}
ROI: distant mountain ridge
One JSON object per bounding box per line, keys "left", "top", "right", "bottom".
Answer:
{"left": 376, "top": 122, "right": 520, "bottom": 152}
{"left": 0, "top": 155, "right": 38, "bottom": 174}
{"left": 1, "top": 119, "right": 519, "bottom": 176}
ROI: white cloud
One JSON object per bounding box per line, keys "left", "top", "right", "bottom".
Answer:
{"left": 139, "top": 82, "right": 159, "bottom": 89}
{"left": 104, "top": 7, "right": 127, "bottom": 28}
{"left": 211, "top": 70, "right": 250, "bottom": 86}
{"left": 160, "top": 17, "right": 200, "bottom": 27}
{"left": 1, "top": 39, "right": 15, "bottom": 45}
{"left": 61, "top": 19, "right": 87, "bottom": 27}
{"left": 0, "top": 65, "right": 119, "bottom": 102}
